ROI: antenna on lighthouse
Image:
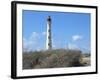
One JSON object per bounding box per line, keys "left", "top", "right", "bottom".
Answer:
{"left": 46, "top": 16, "right": 52, "bottom": 50}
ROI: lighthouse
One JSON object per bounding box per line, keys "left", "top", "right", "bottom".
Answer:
{"left": 46, "top": 16, "right": 52, "bottom": 50}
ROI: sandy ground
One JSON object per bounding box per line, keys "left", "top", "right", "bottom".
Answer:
{"left": 82, "top": 57, "right": 91, "bottom": 66}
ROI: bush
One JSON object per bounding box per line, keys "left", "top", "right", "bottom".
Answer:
{"left": 23, "top": 49, "right": 84, "bottom": 69}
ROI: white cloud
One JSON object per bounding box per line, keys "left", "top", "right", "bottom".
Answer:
{"left": 52, "top": 44, "right": 56, "bottom": 48}
{"left": 23, "top": 31, "right": 47, "bottom": 52}
{"left": 28, "top": 32, "right": 39, "bottom": 46}
{"left": 23, "top": 38, "right": 29, "bottom": 52}
{"left": 42, "top": 31, "right": 46, "bottom": 36}
{"left": 68, "top": 43, "right": 79, "bottom": 50}
{"left": 30, "top": 32, "right": 39, "bottom": 40}
{"left": 52, "top": 39, "right": 63, "bottom": 49}
{"left": 23, "top": 38, "right": 27, "bottom": 48}
{"left": 23, "top": 32, "right": 40, "bottom": 52}
{"left": 72, "top": 35, "right": 83, "bottom": 41}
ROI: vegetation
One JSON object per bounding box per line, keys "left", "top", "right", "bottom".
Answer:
{"left": 23, "top": 49, "right": 90, "bottom": 69}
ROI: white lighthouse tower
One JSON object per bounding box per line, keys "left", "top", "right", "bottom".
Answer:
{"left": 46, "top": 16, "right": 52, "bottom": 50}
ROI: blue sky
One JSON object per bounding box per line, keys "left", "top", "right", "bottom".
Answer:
{"left": 22, "top": 10, "right": 90, "bottom": 52}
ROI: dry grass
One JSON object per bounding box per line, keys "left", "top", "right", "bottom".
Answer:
{"left": 23, "top": 49, "right": 90, "bottom": 69}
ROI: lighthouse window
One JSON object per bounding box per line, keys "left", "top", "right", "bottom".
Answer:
{"left": 48, "top": 43, "right": 50, "bottom": 46}
{"left": 48, "top": 36, "right": 50, "bottom": 39}
{"left": 48, "top": 29, "right": 50, "bottom": 32}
